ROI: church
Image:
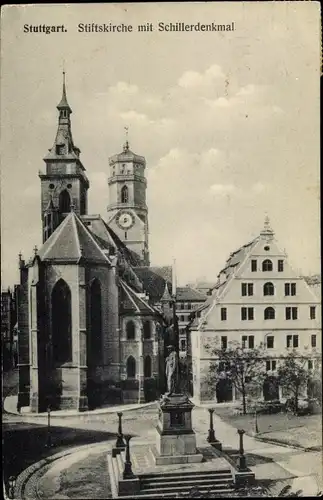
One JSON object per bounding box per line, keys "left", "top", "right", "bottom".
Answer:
{"left": 16, "top": 76, "right": 175, "bottom": 413}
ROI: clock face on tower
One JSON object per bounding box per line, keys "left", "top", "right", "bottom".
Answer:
{"left": 116, "top": 211, "right": 135, "bottom": 230}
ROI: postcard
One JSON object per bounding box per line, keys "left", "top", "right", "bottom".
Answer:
{"left": 1, "top": 2, "right": 321, "bottom": 499}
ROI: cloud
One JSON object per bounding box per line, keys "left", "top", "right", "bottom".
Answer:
{"left": 236, "top": 84, "right": 257, "bottom": 96}
{"left": 119, "top": 110, "right": 152, "bottom": 124}
{"left": 177, "top": 64, "right": 225, "bottom": 88}
{"left": 109, "top": 81, "right": 139, "bottom": 95}
{"left": 205, "top": 96, "right": 239, "bottom": 108}
{"left": 209, "top": 184, "right": 236, "bottom": 195}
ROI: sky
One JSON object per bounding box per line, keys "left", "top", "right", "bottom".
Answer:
{"left": 1, "top": 2, "right": 321, "bottom": 288}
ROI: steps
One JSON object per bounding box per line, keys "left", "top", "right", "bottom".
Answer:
{"left": 138, "top": 469, "right": 234, "bottom": 497}
{"left": 109, "top": 450, "right": 235, "bottom": 498}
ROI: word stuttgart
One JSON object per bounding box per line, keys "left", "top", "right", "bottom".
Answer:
{"left": 23, "top": 24, "right": 67, "bottom": 34}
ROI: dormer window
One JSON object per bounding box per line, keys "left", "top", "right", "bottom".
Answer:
{"left": 56, "top": 144, "right": 65, "bottom": 155}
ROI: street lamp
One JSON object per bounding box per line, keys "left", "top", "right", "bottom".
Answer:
{"left": 8, "top": 476, "right": 16, "bottom": 499}
{"left": 254, "top": 409, "right": 259, "bottom": 434}
{"left": 45, "top": 405, "right": 53, "bottom": 448}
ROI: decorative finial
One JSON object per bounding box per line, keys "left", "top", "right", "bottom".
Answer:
{"left": 123, "top": 126, "right": 129, "bottom": 152}
{"left": 18, "top": 251, "right": 22, "bottom": 262}
{"left": 33, "top": 245, "right": 38, "bottom": 256}
{"left": 79, "top": 245, "right": 83, "bottom": 256}
{"left": 260, "top": 213, "right": 274, "bottom": 239}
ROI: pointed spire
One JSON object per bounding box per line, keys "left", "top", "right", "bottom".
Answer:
{"left": 57, "top": 70, "right": 72, "bottom": 112}
{"left": 172, "top": 258, "right": 177, "bottom": 298}
{"left": 161, "top": 282, "right": 171, "bottom": 302}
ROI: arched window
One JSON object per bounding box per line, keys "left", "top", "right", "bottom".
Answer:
{"left": 262, "top": 259, "right": 273, "bottom": 272}
{"left": 121, "top": 185, "right": 129, "bottom": 203}
{"left": 144, "top": 356, "right": 152, "bottom": 378}
{"left": 126, "top": 356, "right": 136, "bottom": 378}
{"left": 143, "top": 320, "right": 151, "bottom": 339}
{"left": 264, "top": 282, "right": 275, "bottom": 296}
{"left": 126, "top": 320, "right": 135, "bottom": 340}
{"left": 52, "top": 279, "right": 72, "bottom": 364}
{"left": 264, "top": 307, "right": 275, "bottom": 320}
{"left": 59, "top": 189, "right": 71, "bottom": 213}
{"left": 89, "top": 279, "right": 102, "bottom": 364}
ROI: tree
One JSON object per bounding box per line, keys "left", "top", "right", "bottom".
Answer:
{"left": 277, "top": 352, "right": 312, "bottom": 415}
{"left": 205, "top": 339, "right": 267, "bottom": 415}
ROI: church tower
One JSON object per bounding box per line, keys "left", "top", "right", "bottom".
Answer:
{"left": 107, "top": 139, "right": 150, "bottom": 266}
{"left": 39, "top": 72, "right": 90, "bottom": 243}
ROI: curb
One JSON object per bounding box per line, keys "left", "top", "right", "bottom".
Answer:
{"left": 4, "top": 396, "right": 157, "bottom": 418}
{"left": 14, "top": 440, "right": 113, "bottom": 500}
{"left": 252, "top": 434, "right": 322, "bottom": 453}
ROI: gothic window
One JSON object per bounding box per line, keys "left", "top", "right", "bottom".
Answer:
{"left": 262, "top": 259, "right": 273, "bottom": 272}
{"left": 59, "top": 189, "right": 71, "bottom": 213}
{"left": 121, "top": 185, "right": 129, "bottom": 203}
{"left": 264, "top": 307, "right": 275, "bottom": 320}
{"left": 264, "top": 282, "right": 274, "bottom": 296}
{"left": 89, "top": 279, "right": 102, "bottom": 364}
{"left": 143, "top": 320, "right": 151, "bottom": 339}
{"left": 52, "top": 279, "right": 72, "bottom": 364}
{"left": 144, "top": 355, "right": 152, "bottom": 377}
{"left": 126, "top": 356, "right": 136, "bottom": 378}
{"left": 126, "top": 320, "right": 135, "bottom": 340}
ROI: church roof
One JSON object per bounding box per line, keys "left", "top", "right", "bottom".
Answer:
{"left": 82, "top": 215, "right": 142, "bottom": 267}
{"left": 37, "top": 211, "right": 110, "bottom": 264}
{"left": 119, "top": 280, "right": 156, "bottom": 315}
{"left": 133, "top": 266, "right": 173, "bottom": 302}
{"left": 176, "top": 286, "right": 207, "bottom": 302}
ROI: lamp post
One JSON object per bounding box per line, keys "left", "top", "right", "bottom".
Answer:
{"left": 115, "top": 412, "right": 126, "bottom": 448}
{"left": 237, "top": 429, "right": 247, "bottom": 471}
{"left": 254, "top": 409, "right": 259, "bottom": 434}
{"left": 45, "top": 405, "right": 53, "bottom": 448}
{"left": 207, "top": 408, "right": 216, "bottom": 443}
{"left": 8, "top": 476, "right": 16, "bottom": 499}
{"left": 123, "top": 435, "right": 134, "bottom": 479}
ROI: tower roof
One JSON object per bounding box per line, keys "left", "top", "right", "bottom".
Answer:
{"left": 37, "top": 211, "right": 109, "bottom": 264}
{"left": 57, "top": 71, "right": 72, "bottom": 112}
{"left": 109, "top": 142, "right": 146, "bottom": 165}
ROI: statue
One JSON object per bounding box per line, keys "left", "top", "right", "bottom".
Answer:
{"left": 165, "top": 345, "right": 179, "bottom": 395}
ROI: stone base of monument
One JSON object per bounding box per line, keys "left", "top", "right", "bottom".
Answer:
{"left": 153, "top": 393, "right": 203, "bottom": 465}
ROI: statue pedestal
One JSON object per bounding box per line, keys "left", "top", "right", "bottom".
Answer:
{"left": 153, "top": 393, "right": 203, "bottom": 465}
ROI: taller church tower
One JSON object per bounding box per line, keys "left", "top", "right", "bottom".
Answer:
{"left": 107, "top": 140, "right": 150, "bottom": 266}
{"left": 39, "top": 73, "right": 90, "bottom": 242}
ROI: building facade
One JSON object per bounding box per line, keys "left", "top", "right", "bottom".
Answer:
{"left": 190, "top": 218, "right": 321, "bottom": 404}
{"left": 175, "top": 287, "right": 207, "bottom": 357}
{"left": 1, "top": 288, "right": 17, "bottom": 370}
{"left": 16, "top": 77, "right": 170, "bottom": 412}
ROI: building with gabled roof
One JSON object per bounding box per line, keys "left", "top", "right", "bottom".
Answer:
{"left": 189, "top": 218, "right": 321, "bottom": 404}
{"left": 16, "top": 76, "right": 168, "bottom": 412}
